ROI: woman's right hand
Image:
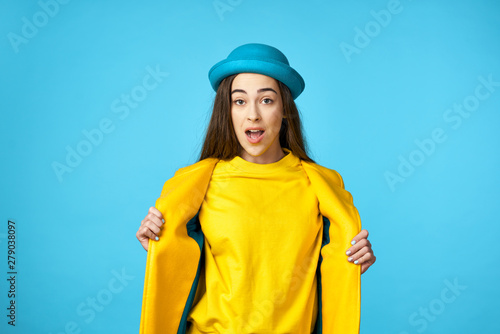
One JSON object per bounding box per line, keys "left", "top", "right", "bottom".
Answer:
{"left": 136, "top": 206, "right": 164, "bottom": 251}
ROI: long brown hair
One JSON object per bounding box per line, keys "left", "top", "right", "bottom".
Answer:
{"left": 199, "top": 74, "right": 314, "bottom": 163}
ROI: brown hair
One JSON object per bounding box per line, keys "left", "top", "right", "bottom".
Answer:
{"left": 199, "top": 74, "right": 314, "bottom": 163}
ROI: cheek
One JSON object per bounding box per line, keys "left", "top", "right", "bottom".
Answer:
{"left": 231, "top": 110, "right": 246, "bottom": 141}
{"left": 231, "top": 110, "right": 241, "bottom": 131}
{"left": 269, "top": 111, "right": 283, "bottom": 132}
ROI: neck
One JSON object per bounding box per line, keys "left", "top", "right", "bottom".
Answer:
{"left": 239, "top": 146, "right": 286, "bottom": 164}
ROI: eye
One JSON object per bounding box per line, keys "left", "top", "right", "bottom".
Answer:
{"left": 234, "top": 99, "right": 245, "bottom": 106}
{"left": 262, "top": 98, "right": 273, "bottom": 104}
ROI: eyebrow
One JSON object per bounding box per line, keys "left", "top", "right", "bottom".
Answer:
{"left": 231, "top": 88, "right": 278, "bottom": 95}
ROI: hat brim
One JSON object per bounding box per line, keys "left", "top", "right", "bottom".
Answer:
{"left": 209, "top": 58, "right": 305, "bottom": 99}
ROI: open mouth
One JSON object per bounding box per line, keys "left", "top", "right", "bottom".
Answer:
{"left": 245, "top": 129, "right": 265, "bottom": 140}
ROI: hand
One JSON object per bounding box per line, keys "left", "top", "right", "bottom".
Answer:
{"left": 346, "top": 229, "right": 376, "bottom": 275}
{"left": 136, "top": 206, "right": 164, "bottom": 251}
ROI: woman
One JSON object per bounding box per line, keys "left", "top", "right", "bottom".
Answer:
{"left": 137, "top": 43, "right": 376, "bottom": 333}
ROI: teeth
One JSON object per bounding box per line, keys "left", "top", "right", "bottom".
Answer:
{"left": 248, "top": 130, "right": 262, "bottom": 132}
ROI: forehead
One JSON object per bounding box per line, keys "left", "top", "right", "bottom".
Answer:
{"left": 231, "top": 73, "right": 279, "bottom": 91}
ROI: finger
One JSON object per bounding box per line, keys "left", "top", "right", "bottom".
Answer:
{"left": 148, "top": 206, "right": 164, "bottom": 221}
{"left": 361, "top": 255, "right": 376, "bottom": 275}
{"left": 345, "top": 238, "right": 368, "bottom": 256}
{"left": 135, "top": 227, "right": 158, "bottom": 244}
{"left": 360, "top": 229, "right": 369, "bottom": 238}
{"left": 136, "top": 226, "right": 159, "bottom": 245}
{"left": 348, "top": 247, "right": 372, "bottom": 263}
{"left": 142, "top": 221, "right": 161, "bottom": 236}
{"left": 350, "top": 229, "right": 369, "bottom": 246}
{"left": 347, "top": 245, "right": 370, "bottom": 263}
{"left": 145, "top": 213, "right": 164, "bottom": 229}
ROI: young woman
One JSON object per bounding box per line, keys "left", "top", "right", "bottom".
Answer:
{"left": 137, "top": 43, "right": 376, "bottom": 334}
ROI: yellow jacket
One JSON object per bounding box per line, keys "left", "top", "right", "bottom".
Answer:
{"left": 140, "top": 158, "right": 361, "bottom": 333}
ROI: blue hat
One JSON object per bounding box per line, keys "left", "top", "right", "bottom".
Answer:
{"left": 208, "top": 43, "right": 305, "bottom": 99}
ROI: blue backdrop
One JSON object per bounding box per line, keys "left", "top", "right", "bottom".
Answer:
{"left": 1, "top": 0, "right": 499, "bottom": 333}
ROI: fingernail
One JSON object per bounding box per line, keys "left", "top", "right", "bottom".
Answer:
{"left": 155, "top": 236, "right": 159, "bottom": 241}
{"left": 346, "top": 250, "right": 351, "bottom": 255}
{"left": 354, "top": 260, "right": 359, "bottom": 265}
{"left": 162, "top": 219, "right": 165, "bottom": 224}
{"left": 348, "top": 257, "right": 353, "bottom": 262}
{"left": 351, "top": 240, "right": 356, "bottom": 245}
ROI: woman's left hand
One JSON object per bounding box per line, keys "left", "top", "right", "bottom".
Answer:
{"left": 346, "top": 229, "right": 376, "bottom": 275}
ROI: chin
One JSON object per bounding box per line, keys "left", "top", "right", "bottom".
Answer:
{"left": 243, "top": 148, "right": 266, "bottom": 157}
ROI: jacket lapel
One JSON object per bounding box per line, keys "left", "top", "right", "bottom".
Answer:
{"left": 140, "top": 158, "right": 218, "bottom": 334}
{"left": 302, "top": 161, "right": 361, "bottom": 333}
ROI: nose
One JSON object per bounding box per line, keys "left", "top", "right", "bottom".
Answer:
{"left": 247, "top": 102, "right": 261, "bottom": 122}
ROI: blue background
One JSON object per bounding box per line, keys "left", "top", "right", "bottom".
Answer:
{"left": 1, "top": 0, "right": 499, "bottom": 333}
